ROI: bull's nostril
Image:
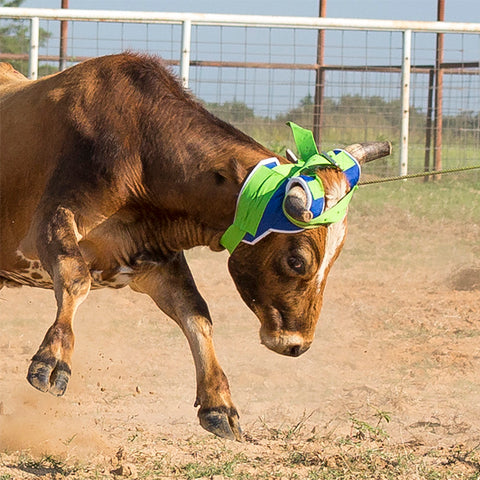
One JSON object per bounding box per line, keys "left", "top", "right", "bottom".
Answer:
{"left": 290, "top": 345, "right": 301, "bottom": 357}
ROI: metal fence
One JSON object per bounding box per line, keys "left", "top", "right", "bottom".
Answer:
{"left": 1, "top": 7, "right": 480, "bottom": 179}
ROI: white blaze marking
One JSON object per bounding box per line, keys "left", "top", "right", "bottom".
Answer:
{"left": 316, "top": 178, "right": 349, "bottom": 292}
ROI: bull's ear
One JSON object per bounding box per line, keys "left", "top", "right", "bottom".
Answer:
{"left": 215, "top": 157, "right": 248, "bottom": 185}
{"left": 285, "top": 149, "right": 298, "bottom": 163}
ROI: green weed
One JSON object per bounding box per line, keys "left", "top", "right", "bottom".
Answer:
{"left": 177, "top": 452, "right": 247, "bottom": 479}
{"left": 347, "top": 411, "right": 391, "bottom": 441}
{"left": 259, "top": 410, "right": 317, "bottom": 441}
{"left": 18, "top": 453, "right": 75, "bottom": 477}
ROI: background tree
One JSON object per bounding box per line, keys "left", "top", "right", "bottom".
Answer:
{"left": 0, "top": 0, "right": 54, "bottom": 76}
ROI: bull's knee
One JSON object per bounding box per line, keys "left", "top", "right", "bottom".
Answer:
{"left": 53, "top": 257, "right": 91, "bottom": 299}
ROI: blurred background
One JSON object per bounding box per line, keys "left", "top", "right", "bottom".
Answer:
{"left": 1, "top": 0, "right": 480, "bottom": 183}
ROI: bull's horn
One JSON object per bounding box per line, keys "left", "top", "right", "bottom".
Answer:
{"left": 283, "top": 184, "right": 312, "bottom": 223}
{"left": 345, "top": 141, "right": 392, "bottom": 165}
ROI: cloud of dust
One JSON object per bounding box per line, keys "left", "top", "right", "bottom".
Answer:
{"left": 0, "top": 385, "right": 113, "bottom": 458}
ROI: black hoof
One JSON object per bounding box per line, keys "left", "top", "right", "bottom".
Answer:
{"left": 198, "top": 407, "right": 243, "bottom": 441}
{"left": 27, "top": 357, "right": 71, "bottom": 396}
{"left": 27, "top": 358, "right": 55, "bottom": 393}
{"left": 49, "top": 361, "right": 71, "bottom": 396}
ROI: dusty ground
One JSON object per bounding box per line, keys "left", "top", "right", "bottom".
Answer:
{"left": 0, "top": 191, "right": 479, "bottom": 479}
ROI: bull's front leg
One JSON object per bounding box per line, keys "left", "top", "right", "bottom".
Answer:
{"left": 130, "top": 252, "right": 242, "bottom": 441}
{"left": 27, "top": 206, "right": 91, "bottom": 396}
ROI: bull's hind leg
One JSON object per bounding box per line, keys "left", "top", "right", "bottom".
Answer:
{"left": 130, "top": 252, "right": 242, "bottom": 441}
{"left": 27, "top": 207, "right": 91, "bottom": 396}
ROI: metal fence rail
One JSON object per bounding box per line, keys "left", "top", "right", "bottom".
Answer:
{"left": 1, "top": 7, "right": 480, "bottom": 178}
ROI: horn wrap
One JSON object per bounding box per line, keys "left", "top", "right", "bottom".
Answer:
{"left": 220, "top": 123, "right": 392, "bottom": 254}
{"left": 283, "top": 128, "right": 392, "bottom": 224}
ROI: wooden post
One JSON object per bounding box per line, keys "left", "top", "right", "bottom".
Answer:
{"left": 59, "top": 0, "right": 69, "bottom": 71}
{"left": 423, "top": 69, "right": 435, "bottom": 182}
{"left": 313, "top": 0, "right": 327, "bottom": 147}
{"left": 433, "top": 0, "right": 445, "bottom": 180}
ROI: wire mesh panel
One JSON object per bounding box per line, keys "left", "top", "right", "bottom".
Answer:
{"left": 0, "top": 10, "right": 479, "bottom": 181}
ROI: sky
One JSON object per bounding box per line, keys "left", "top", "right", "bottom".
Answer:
{"left": 13, "top": 0, "right": 480, "bottom": 22}
{"left": 17, "top": 0, "right": 480, "bottom": 23}
{"left": 10, "top": 0, "right": 480, "bottom": 118}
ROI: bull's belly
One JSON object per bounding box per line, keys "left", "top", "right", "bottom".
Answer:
{"left": 0, "top": 269, "right": 53, "bottom": 289}
{"left": 0, "top": 269, "right": 134, "bottom": 290}
{"left": 0, "top": 253, "right": 135, "bottom": 290}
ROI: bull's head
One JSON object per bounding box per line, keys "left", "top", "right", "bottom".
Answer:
{"left": 225, "top": 124, "right": 391, "bottom": 357}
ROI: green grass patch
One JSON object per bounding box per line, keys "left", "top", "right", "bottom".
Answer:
{"left": 2, "top": 434, "right": 480, "bottom": 480}
{"left": 353, "top": 175, "right": 479, "bottom": 224}
{"left": 18, "top": 453, "right": 76, "bottom": 477}
{"left": 176, "top": 452, "right": 248, "bottom": 479}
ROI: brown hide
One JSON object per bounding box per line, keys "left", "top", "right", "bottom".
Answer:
{"left": 0, "top": 54, "right": 274, "bottom": 269}
{"left": 0, "top": 53, "right": 382, "bottom": 441}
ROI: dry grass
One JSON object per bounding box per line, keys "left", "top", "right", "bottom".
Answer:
{"left": 1, "top": 176, "right": 478, "bottom": 480}
{"left": 1, "top": 416, "right": 480, "bottom": 479}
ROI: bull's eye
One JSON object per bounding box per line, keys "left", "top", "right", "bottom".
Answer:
{"left": 286, "top": 255, "right": 305, "bottom": 274}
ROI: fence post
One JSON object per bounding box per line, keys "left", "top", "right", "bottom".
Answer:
{"left": 59, "top": 0, "right": 69, "bottom": 71}
{"left": 423, "top": 69, "right": 435, "bottom": 181}
{"left": 313, "top": 0, "right": 327, "bottom": 147}
{"left": 180, "top": 19, "right": 192, "bottom": 88}
{"left": 28, "top": 16, "right": 39, "bottom": 80}
{"left": 399, "top": 29, "right": 412, "bottom": 177}
{"left": 433, "top": 0, "right": 445, "bottom": 180}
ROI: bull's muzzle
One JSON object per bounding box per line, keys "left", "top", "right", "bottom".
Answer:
{"left": 260, "top": 330, "right": 312, "bottom": 357}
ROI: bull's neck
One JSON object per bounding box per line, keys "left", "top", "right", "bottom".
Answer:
{"left": 156, "top": 216, "right": 226, "bottom": 253}
{"left": 158, "top": 144, "right": 280, "bottom": 253}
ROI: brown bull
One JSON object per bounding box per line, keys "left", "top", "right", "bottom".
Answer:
{"left": 0, "top": 53, "right": 390, "bottom": 440}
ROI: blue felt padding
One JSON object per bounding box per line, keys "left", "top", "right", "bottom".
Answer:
{"left": 263, "top": 160, "right": 279, "bottom": 170}
{"left": 332, "top": 149, "right": 361, "bottom": 188}
{"left": 243, "top": 179, "right": 303, "bottom": 243}
{"left": 343, "top": 164, "right": 360, "bottom": 188}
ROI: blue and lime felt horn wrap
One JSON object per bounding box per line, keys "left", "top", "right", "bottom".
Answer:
{"left": 220, "top": 122, "right": 361, "bottom": 254}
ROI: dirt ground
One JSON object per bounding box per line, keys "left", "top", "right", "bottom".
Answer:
{"left": 0, "top": 197, "right": 479, "bottom": 479}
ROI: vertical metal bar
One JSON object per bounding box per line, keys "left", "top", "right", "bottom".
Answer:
{"left": 180, "top": 19, "right": 192, "bottom": 88}
{"left": 423, "top": 69, "right": 435, "bottom": 182}
{"left": 313, "top": 0, "right": 327, "bottom": 147}
{"left": 399, "top": 29, "right": 412, "bottom": 177}
{"left": 433, "top": 0, "right": 445, "bottom": 180}
{"left": 28, "top": 17, "right": 39, "bottom": 80}
{"left": 59, "top": 0, "right": 69, "bottom": 71}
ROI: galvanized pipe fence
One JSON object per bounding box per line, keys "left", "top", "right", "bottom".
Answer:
{"left": 1, "top": 7, "right": 480, "bottom": 179}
